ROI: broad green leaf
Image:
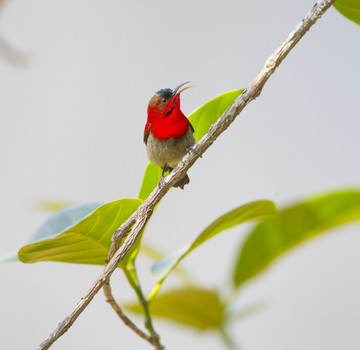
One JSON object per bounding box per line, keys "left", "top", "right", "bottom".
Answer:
{"left": 138, "top": 89, "right": 243, "bottom": 201}
{"left": 151, "top": 200, "right": 276, "bottom": 284}
{"left": 18, "top": 198, "right": 142, "bottom": 265}
{"left": 234, "top": 190, "right": 360, "bottom": 287}
{"left": 138, "top": 162, "right": 162, "bottom": 201}
{"left": 189, "top": 89, "right": 243, "bottom": 142}
{"left": 132, "top": 162, "right": 163, "bottom": 265}
{"left": 0, "top": 202, "right": 101, "bottom": 263}
{"left": 334, "top": 0, "right": 360, "bottom": 26}
{"left": 127, "top": 163, "right": 163, "bottom": 266}
{"left": 125, "top": 287, "right": 225, "bottom": 330}
{"left": 31, "top": 202, "right": 102, "bottom": 242}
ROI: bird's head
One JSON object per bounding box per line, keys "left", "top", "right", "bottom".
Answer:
{"left": 147, "top": 81, "right": 193, "bottom": 120}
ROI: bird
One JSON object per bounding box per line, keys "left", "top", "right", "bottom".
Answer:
{"left": 144, "top": 82, "right": 196, "bottom": 189}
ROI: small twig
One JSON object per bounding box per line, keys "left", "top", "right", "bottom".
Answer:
{"left": 103, "top": 278, "right": 158, "bottom": 347}
{"left": 106, "top": 219, "right": 163, "bottom": 347}
{"left": 39, "top": 1, "right": 336, "bottom": 348}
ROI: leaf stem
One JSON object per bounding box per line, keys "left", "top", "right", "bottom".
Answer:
{"left": 147, "top": 283, "right": 161, "bottom": 303}
{"left": 123, "top": 265, "right": 163, "bottom": 349}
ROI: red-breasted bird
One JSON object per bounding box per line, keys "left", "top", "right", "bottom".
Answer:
{"left": 144, "top": 82, "right": 196, "bottom": 189}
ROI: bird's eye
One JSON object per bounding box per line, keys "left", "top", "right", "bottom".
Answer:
{"left": 161, "top": 98, "right": 167, "bottom": 103}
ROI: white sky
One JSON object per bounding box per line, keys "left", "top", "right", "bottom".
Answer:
{"left": 0, "top": 0, "right": 359, "bottom": 349}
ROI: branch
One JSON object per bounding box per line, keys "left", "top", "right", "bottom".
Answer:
{"left": 39, "top": 0, "right": 336, "bottom": 348}
{"left": 103, "top": 278, "right": 163, "bottom": 349}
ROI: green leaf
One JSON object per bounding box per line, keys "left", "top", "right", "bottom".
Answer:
{"left": 18, "top": 198, "right": 142, "bottom": 265}
{"left": 138, "top": 90, "right": 243, "bottom": 201}
{"left": 130, "top": 162, "right": 163, "bottom": 265}
{"left": 125, "top": 287, "right": 225, "bottom": 330}
{"left": 138, "top": 162, "right": 162, "bottom": 201}
{"left": 0, "top": 202, "right": 101, "bottom": 263}
{"left": 334, "top": 0, "right": 360, "bottom": 26}
{"left": 125, "top": 162, "right": 165, "bottom": 267}
{"left": 151, "top": 200, "right": 276, "bottom": 284}
{"left": 233, "top": 190, "right": 360, "bottom": 287}
{"left": 189, "top": 89, "right": 243, "bottom": 142}
{"left": 31, "top": 202, "right": 102, "bottom": 242}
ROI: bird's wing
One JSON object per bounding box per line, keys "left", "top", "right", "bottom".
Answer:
{"left": 189, "top": 120, "right": 194, "bottom": 133}
{"left": 144, "top": 123, "right": 151, "bottom": 145}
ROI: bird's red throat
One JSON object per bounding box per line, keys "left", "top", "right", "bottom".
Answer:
{"left": 146, "top": 97, "right": 190, "bottom": 140}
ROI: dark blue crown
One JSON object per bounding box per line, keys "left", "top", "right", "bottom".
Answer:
{"left": 155, "top": 88, "right": 173, "bottom": 100}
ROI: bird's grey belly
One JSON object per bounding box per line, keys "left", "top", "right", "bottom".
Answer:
{"left": 146, "top": 129, "right": 196, "bottom": 168}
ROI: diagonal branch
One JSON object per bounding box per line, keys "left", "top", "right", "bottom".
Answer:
{"left": 39, "top": 1, "right": 336, "bottom": 348}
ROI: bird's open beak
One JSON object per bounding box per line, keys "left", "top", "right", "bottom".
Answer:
{"left": 172, "top": 81, "right": 194, "bottom": 97}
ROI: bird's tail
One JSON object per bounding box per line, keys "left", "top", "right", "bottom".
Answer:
{"left": 173, "top": 173, "right": 190, "bottom": 190}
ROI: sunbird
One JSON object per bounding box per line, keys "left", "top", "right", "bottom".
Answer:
{"left": 144, "top": 82, "right": 195, "bottom": 189}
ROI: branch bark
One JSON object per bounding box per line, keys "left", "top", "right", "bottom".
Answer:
{"left": 39, "top": 0, "right": 336, "bottom": 348}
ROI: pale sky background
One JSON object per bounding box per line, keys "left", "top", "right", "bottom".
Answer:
{"left": 1, "top": 0, "right": 360, "bottom": 349}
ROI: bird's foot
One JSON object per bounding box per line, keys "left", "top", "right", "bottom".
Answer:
{"left": 158, "top": 164, "right": 171, "bottom": 189}
{"left": 161, "top": 164, "right": 169, "bottom": 177}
